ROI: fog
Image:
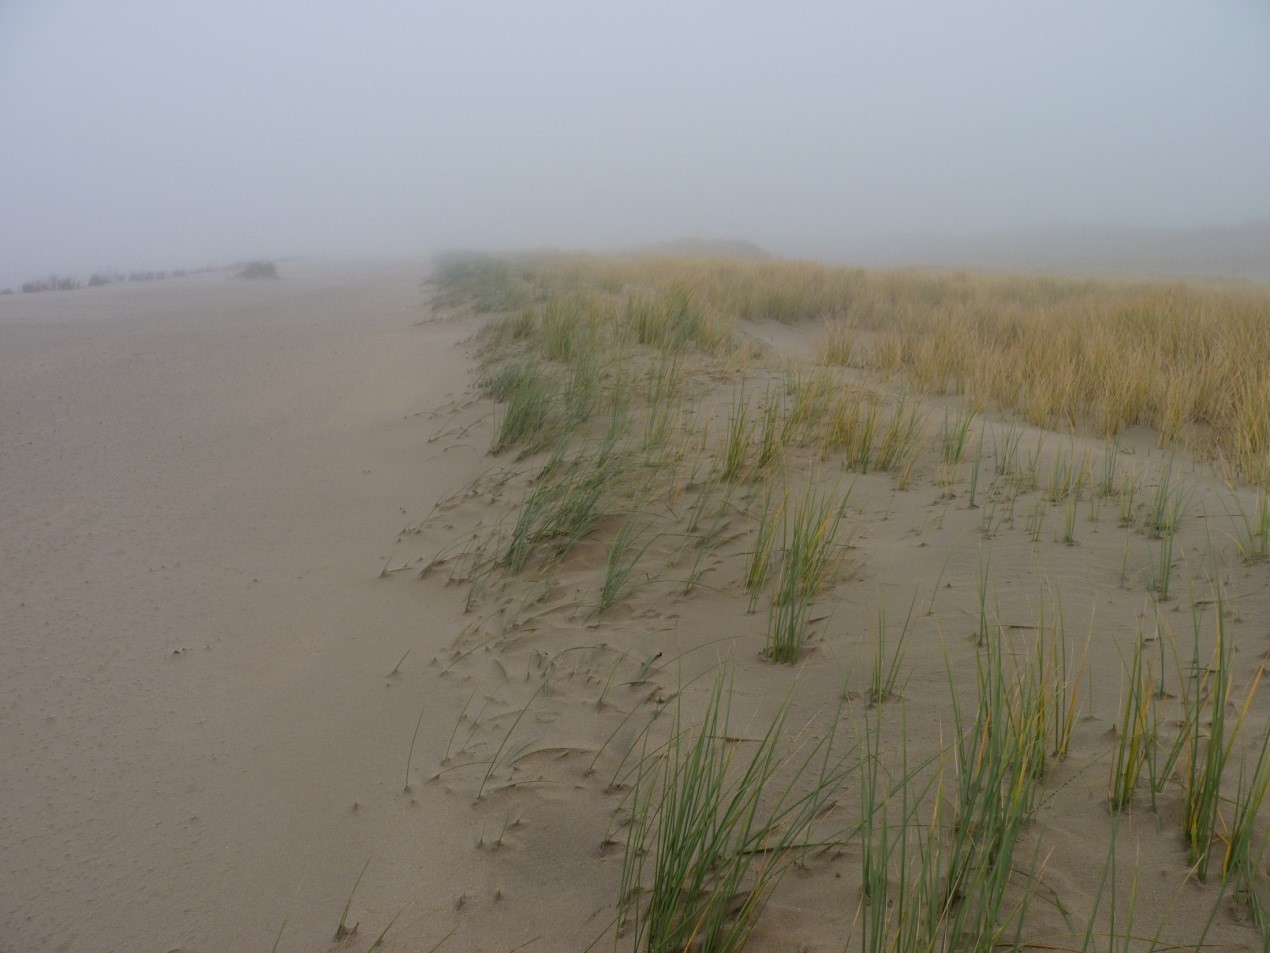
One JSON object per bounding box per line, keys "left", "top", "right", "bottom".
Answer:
{"left": 2, "top": 1, "right": 1268, "bottom": 287}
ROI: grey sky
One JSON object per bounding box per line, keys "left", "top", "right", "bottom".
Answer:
{"left": 2, "top": 1, "right": 1268, "bottom": 286}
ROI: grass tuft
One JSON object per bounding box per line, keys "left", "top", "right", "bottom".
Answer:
{"left": 1231, "top": 484, "right": 1270, "bottom": 563}
{"left": 1108, "top": 625, "right": 1152, "bottom": 811}
{"left": 765, "top": 484, "right": 849, "bottom": 663}
{"left": 503, "top": 440, "right": 633, "bottom": 572}
{"left": 619, "top": 673, "right": 846, "bottom": 953}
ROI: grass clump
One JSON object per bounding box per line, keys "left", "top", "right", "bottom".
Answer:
{"left": 819, "top": 320, "right": 855, "bottom": 366}
{"left": 1231, "top": 484, "right": 1270, "bottom": 562}
{"left": 1108, "top": 627, "right": 1152, "bottom": 811}
{"left": 753, "top": 387, "right": 786, "bottom": 475}
{"left": 856, "top": 710, "right": 940, "bottom": 953}
{"left": 869, "top": 596, "right": 914, "bottom": 705}
{"left": 1178, "top": 587, "right": 1269, "bottom": 883}
{"left": 765, "top": 484, "right": 849, "bottom": 663}
{"left": 941, "top": 628, "right": 1047, "bottom": 951}
{"left": 940, "top": 409, "right": 976, "bottom": 467}
{"left": 1141, "top": 455, "right": 1194, "bottom": 539}
{"left": 235, "top": 260, "right": 278, "bottom": 280}
{"left": 484, "top": 308, "right": 538, "bottom": 348}
{"left": 503, "top": 441, "right": 632, "bottom": 572}
{"left": 434, "top": 252, "right": 536, "bottom": 312}
{"left": 744, "top": 484, "right": 784, "bottom": 611}
{"left": 782, "top": 367, "right": 836, "bottom": 447}
{"left": 599, "top": 515, "right": 656, "bottom": 614}
{"left": 823, "top": 390, "right": 880, "bottom": 471}
{"left": 855, "top": 639, "right": 1049, "bottom": 953}
{"left": 619, "top": 674, "right": 846, "bottom": 953}
{"left": 490, "top": 362, "right": 558, "bottom": 454}
{"left": 540, "top": 298, "right": 596, "bottom": 363}
{"left": 718, "top": 388, "right": 757, "bottom": 483}
{"left": 872, "top": 396, "right": 928, "bottom": 484}
{"left": 624, "top": 286, "right": 731, "bottom": 354}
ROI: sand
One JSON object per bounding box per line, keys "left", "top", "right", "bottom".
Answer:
{"left": 2, "top": 260, "right": 1267, "bottom": 952}
{"left": 1, "top": 261, "right": 494, "bottom": 951}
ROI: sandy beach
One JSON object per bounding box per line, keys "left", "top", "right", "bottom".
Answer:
{"left": 0, "top": 261, "right": 503, "bottom": 950}
{"left": 2, "top": 258, "right": 1268, "bottom": 953}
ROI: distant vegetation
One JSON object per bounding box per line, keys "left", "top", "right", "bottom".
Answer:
{"left": 21, "top": 275, "right": 82, "bottom": 293}
{"left": 234, "top": 260, "right": 279, "bottom": 280}
{"left": 9, "top": 260, "right": 267, "bottom": 296}
{"left": 17, "top": 268, "right": 190, "bottom": 294}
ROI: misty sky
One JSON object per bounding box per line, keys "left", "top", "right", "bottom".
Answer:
{"left": 2, "top": 1, "right": 1268, "bottom": 286}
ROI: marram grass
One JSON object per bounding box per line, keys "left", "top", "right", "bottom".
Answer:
{"left": 619, "top": 673, "right": 848, "bottom": 953}
{"left": 443, "top": 252, "right": 1270, "bottom": 482}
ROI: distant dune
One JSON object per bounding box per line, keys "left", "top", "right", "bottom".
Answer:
{"left": 824, "top": 219, "right": 1270, "bottom": 283}
{"left": 636, "top": 237, "right": 774, "bottom": 260}
{"left": 634, "top": 224, "right": 1270, "bottom": 283}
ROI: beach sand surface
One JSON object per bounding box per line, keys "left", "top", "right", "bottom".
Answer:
{"left": 0, "top": 261, "right": 518, "bottom": 951}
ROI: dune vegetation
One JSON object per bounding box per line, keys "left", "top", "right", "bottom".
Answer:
{"left": 438, "top": 252, "right": 1270, "bottom": 484}
{"left": 413, "top": 252, "right": 1270, "bottom": 953}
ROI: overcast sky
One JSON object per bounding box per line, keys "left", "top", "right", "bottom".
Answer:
{"left": 1, "top": 1, "right": 1268, "bottom": 285}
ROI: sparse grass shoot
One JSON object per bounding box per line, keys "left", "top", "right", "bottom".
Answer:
{"left": 869, "top": 595, "right": 914, "bottom": 705}
{"left": 745, "top": 483, "right": 785, "bottom": 611}
{"left": 1232, "top": 484, "right": 1270, "bottom": 563}
{"left": 941, "top": 409, "right": 975, "bottom": 467}
{"left": 1109, "top": 626, "right": 1152, "bottom": 811}
{"left": 1179, "top": 585, "right": 1266, "bottom": 882}
{"left": 600, "top": 515, "right": 656, "bottom": 613}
